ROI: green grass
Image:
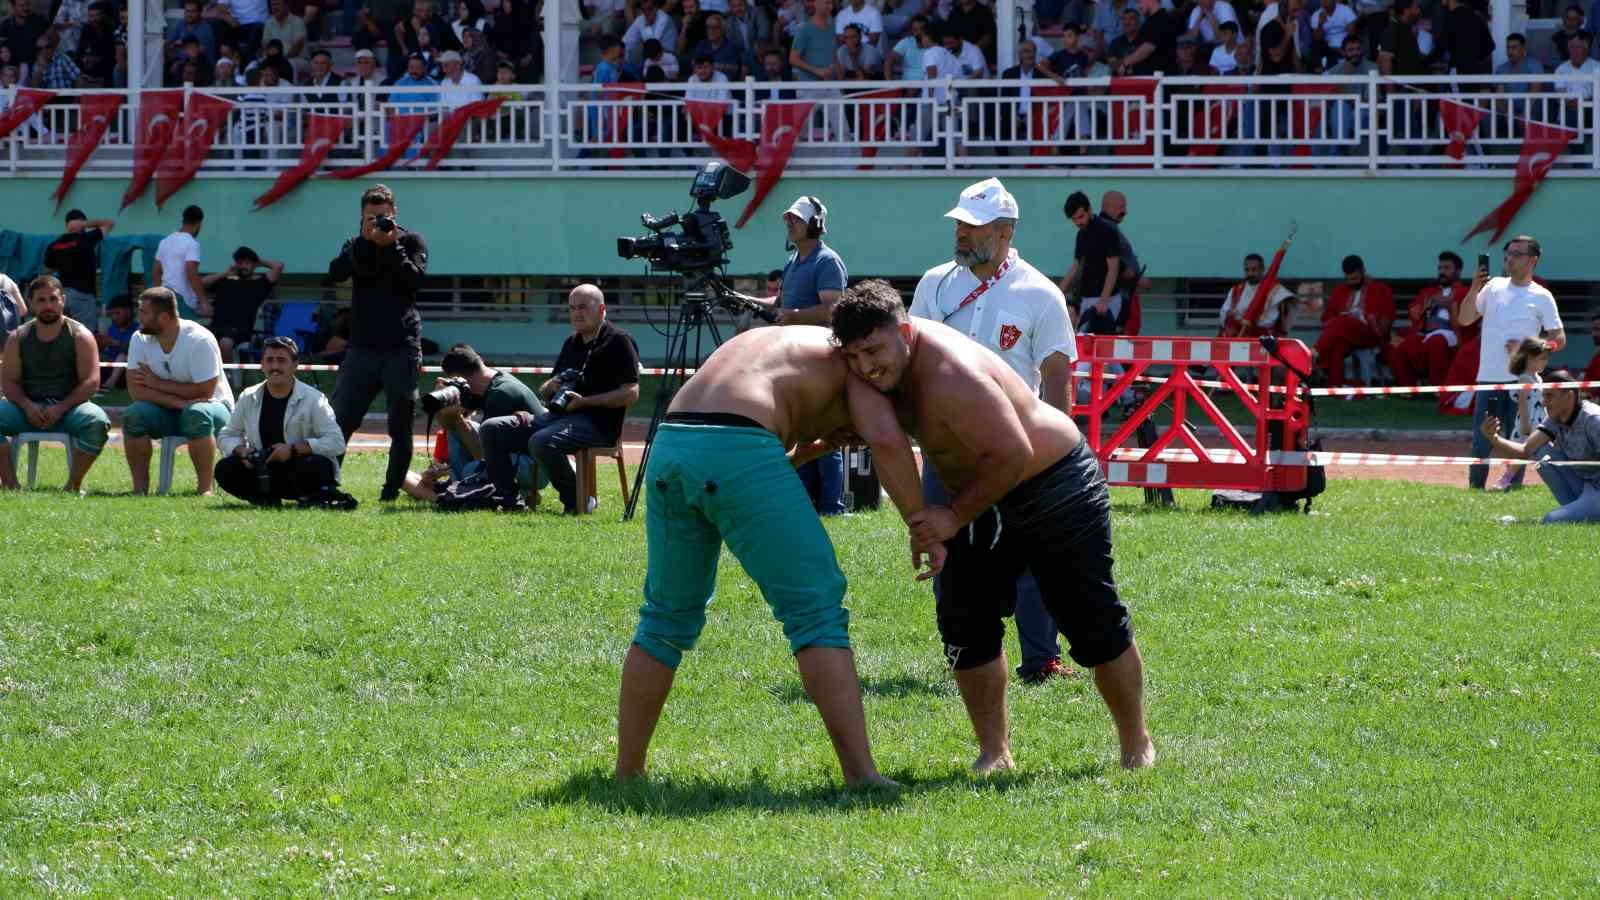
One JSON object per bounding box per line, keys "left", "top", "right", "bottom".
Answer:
{"left": 2, "top": 452, "right": 1597, "bottom": 895}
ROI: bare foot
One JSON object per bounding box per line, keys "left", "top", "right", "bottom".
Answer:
{"left": 1, "top": 481, "right": 19, "bottom": 491}
{"left": 972, "top": 751, "right": 1015, "bottom": 776}
{"left": 1121, "top": 738, "right": 1156, "bottom": 770}
{"left": 196, "top": 489, "right": 214, "bottom": 497}
{"left": 847, "top": 772, "right": 902, "bottom": 789}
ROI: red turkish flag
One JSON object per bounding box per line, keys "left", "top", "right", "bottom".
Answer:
{"left": 0, "top": 88, "right": 55, "bottom": 140}
{"left": 849, "top": 86, "right": 905, "bottom": 162}
{"left": 52, "top": 93, "right": 125, "bottom": 208}
{"left": 600, "top": 82, "right": 645, "bottom": 160}
{"left": 1462, "top": 121, "right": 1578, "bottom": 244}
{"left": 685, "top": 99, "right": 758, "bottom": 171}
{"left": 325, "top": 111, "right": 429, "bottom": 180}
{"left": 1109, "top": 77, "right": 1157, "bottom": 161}
{"left": 734, "top": 101, "right": 815, "bottom": 228}
{"left": 422, "top": 97, "right": 505, "bottom": 169}
{"left": 1439, "top": 99, "right": 1486, "bottom": 161}
{"left": 154, "top": 92, "right": 234, "bottom": 208}
{"left": 1188, "top": 83, "right": 1246, "bottom": 157}
{"left": 120, "top": 90, "right": 184, "bottom": 210}
{"left": 1289, "top": 84, "right": 1333, "bottom": 159}
{"left": 1027, "top": 84, "right": 1070, "bottom": 158}
{"left": 253, "top": 113, "right": 351, "bottom": 210}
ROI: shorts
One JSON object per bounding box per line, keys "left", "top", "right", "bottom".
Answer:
{"left": 634, "top": 418, "right": 850, "bottom": 669}
{"left": 210, "top": 325, "right": 255, "bottom": 348}
{"left": 936, "top": 441, "right": 1132, "bottom": 670}
{"left": 122, "top": 400, "right": 231, "bottom": 440}
{"left": 0, "top": 399, "right": 111, "bottom": 455}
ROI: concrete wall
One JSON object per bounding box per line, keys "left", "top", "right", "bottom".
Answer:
{"left": 5, "top": 172, "right": 1600, "bottom": 280}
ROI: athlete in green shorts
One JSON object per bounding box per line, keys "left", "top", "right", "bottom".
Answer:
{"left": 616, "top": 324, "right": 944, "bottom": 789}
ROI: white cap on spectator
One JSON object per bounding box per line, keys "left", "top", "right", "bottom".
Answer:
{"left": 945, "top": 178, "right": 1019, "bottom": 226}
{"left": 439, "top": 50, "right": 463, "bottom": 63}
{"left": 355, "top": 49, "right": 376, "bottom": 60}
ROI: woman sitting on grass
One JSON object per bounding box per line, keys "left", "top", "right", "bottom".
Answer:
{"left": 1480, "top": 369, "right": 1600, "bottom": 524}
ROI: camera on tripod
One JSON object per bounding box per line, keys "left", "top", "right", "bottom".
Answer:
{"left": 421, "top": 377, "right": 481, "bottom": 416}
{"left": 617, "top": 161, "right": 749, "bottom": 273}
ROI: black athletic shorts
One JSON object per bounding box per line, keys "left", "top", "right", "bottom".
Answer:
{"left": 936, "top": 440, "right": 1132, "bottom": 671}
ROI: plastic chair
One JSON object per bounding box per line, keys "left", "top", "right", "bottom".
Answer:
{"left": 266, "top": 301, "right": 322, "bottom": 355}
{"left": 9, "top": 432, "right": 75, "bottom": 489}
{"left": 155, "top": 435, "right": 183, "bottom": 495}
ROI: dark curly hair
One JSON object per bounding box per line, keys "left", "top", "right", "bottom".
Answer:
{"left": 830, "top": 279, "right": 905, "bottom": 346}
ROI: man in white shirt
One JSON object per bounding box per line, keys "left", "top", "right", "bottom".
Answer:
{"left": 1555, "top": 30, "right": 1599, "bottom": 150}
{"left": 122, "top": 286, "right": 236, "bottom": 496}
{"left": 1219, "top": 248, "right": 1296, "bottom": 336}
{"left": 1458, "top": 234, "right": 1566, "bottom": 489}
{"left": 908, "top": 178, "right": 1079, "bottom": 685}
{"left": 1185, "top": 0, "right": 1238, "bottom": 45}
{"left": 215, "top": 336, "right": 352, "bottom": 507}
{"left": 1309, "top": 0, "right": 1356, "bottom": 66}
{"left": 437, "top": 50, "right": 484, "bottom": 111}
{"left": 151, "top": 205, "right": 209, "bottom": 320}
{"left": 622, "top": 0, "right": 677, "bottom": 67}
{"left": 1209, "top": 19, "right": 1242, "bottom": 72}
{"left": 835, "top": 0, "right": 884, "bottom": 44}
{"left": 685, "top": 55, "right": 732, "bottom": 101}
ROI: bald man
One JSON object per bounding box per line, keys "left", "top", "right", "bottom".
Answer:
{"left": 480, "top": 284, "right": 642, "bottom": 512}
{"left": 616, "top": 324, "right": 942, "bottom": 788}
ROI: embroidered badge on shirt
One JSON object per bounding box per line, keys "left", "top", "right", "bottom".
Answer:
{"left": 999, "top": 323, "right": 1022, "bottom": 350}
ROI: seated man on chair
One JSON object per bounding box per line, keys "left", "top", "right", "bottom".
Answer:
{"left": 202, "top": 246, "right": 284, "bottom": 369}
{"left": 123, "top": 287, "right": 235, "bottom": 495}
{"left": 481, "top": 284, "right": 641, "bottom": 513}
{"left": 215, "top": 336, "right": 353, "bottom": 507}
{"left": 402, "top": 342, "right": 545, "bottom": 503}
{"left": 0, "top": 276, "right": 110, "bottom": 492}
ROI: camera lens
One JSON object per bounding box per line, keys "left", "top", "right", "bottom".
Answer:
{"left": 421, "top": 385, "right": 461, "bottom": 415}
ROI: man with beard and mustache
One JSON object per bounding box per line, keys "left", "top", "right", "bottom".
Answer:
{"left": 122, "top": 287, "right": 235, "bottom": 495}
{"left": 0, "top": 276, "right": 111, "bottom": 493}
{"left": 832, "top": 279, "right": 1154, "bottom": 773}
{"left": 1219, "top": 227, "right": 1299, "bottom": 339}
{"left": 907, "top": 178, "right": 1079, "bottom": 687}
{"left": 1384, "top": 250, "right": 1467, "bottom": 388}
{"left": 215, "top": 336, "right": 353, "bottom": 507}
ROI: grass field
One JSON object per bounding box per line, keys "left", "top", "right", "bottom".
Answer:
{"left": 2, "top": 451, "right": 1597, "bottom": 896}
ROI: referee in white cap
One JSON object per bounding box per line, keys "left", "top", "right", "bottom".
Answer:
{"left": 908, "top": 177, "right": 1080, "bottom": 684}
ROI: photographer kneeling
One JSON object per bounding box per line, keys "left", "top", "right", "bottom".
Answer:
{"left": 215, "top": 337, "right": 355, "bottom": 508}
{"left": 402, "top": 342, "right": 545, "bottom": 503}
{"left": 480, "top": 284, "right": 641, "bottom": 513}
{"left": 1481, "top": 370, "right": 1600, "bottom": 525}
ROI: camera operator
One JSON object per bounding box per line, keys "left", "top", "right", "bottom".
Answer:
{"left": 402, "top": 342, "right": 545, "bottom": 502}
{"left": 216, "top": 336, "right": 354, "bottom": 508}
{"left": 480, "top": 284, "right": 641, "bottom": 513}
{"left": 327, "top": 183, "right": 429, "bottom": 502}
{"left": 754, "top": 195, "right": 848, "bottom": 515}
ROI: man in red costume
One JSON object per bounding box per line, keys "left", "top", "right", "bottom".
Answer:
{"left": 1219, "top": 224, "right": 1297, "bottom": 338}
{"left": 1385, "top": 250, "right": 1467, "bottom": 387}
{"left": 1314, "top": 254, "right": 1394, "bottom": 387}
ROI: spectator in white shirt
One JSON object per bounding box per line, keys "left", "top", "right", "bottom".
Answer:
{"left": 1185, "top": 0, "right": 1238, "bottom": 46}
{"left": 835, "top": 0, "right": 884, "bottom": 44}
{"left": 685, "top": 55, "right": 732, "bottom": 101}
{"left": 1310, "top": 0, "right": 1356, "bottom": 68}
{"left": 437, "top": 50, "right": 485, "bottom": 110}
{"left": 622, "top": 0, "right": 678, "bottom": 66}
{"left": 1555, "top": 29, "right": 1599, "bottom": 151}
{"left": 1209, "top": 18, "right": 1241, "bottom": 71}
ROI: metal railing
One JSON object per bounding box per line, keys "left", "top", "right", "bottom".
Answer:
{"left": 5, "top": 73, "right": 1600, "bottom": 175}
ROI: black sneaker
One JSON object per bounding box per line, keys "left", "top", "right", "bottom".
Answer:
{"left": 378, "top": 487, "right": 400, "bottom": 502}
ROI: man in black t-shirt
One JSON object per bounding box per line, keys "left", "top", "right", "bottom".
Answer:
{"left": 215, "top": 337, "right": 352, "bottom": 507}
{"left": 202, "top": 246, "right": 283, "bottom": 366}
{"left": 1120, "top": 0, "right": 1177, "bottom": 76}
{"left": 1060, "top": 191, "right": 1124, "bottom": 331}
{"left": 43, "top": 209, "right": 115, "bottom": 327}
{"left": 480, "top": 284, "right": 641, "bottom": 513}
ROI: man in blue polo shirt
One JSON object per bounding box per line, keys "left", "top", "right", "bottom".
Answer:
{"left": 758, "top": 195, "right": 848, "bottom": 515}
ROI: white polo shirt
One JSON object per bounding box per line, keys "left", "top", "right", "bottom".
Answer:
{"left": 127, "top": 319, "right": 235, "bottom": 407}
{"left": 909, "top": 249, "right": 1076, "bottom": 393}
{"left": 1475, "top": 276, "right": 1562, "bottom": 383}
{"left": 1219, "top": 279, "right": 1295, "bottom": 329}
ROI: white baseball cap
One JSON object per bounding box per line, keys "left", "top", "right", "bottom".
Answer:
{"left": 439, "top": 50, "right": 463, "bottom": 64}
{"left": 945, "top": 177, "right": 1020, "bottom": 226}
{"left": 783, "top": 195, "right": 827, "bottom": 233}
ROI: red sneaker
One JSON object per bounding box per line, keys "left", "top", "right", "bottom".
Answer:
{"left": 1020, "top": 658, "right": 1077, "bottom": 684}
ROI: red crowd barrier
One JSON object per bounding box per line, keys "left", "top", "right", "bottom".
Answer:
{"left": 1071, "top": 335, "right": 1313, "bottom": 493}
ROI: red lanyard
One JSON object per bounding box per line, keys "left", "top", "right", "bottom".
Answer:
{"left": 942, "top": 256, "right": 1013, "bottom": 323}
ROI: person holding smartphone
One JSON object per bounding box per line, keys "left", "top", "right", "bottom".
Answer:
{"left": 327, "top": 183, "right": 430, "bottom": 501}
{"left": 1458, "top": 235, "right": 1566, "bottom": 490}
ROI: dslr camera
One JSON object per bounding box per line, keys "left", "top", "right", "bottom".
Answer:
{"left": 547, "top": 368, "right": 581, "bottom": 414}
{"left": 421, "top": 376, "right": 481, "bottom": 415}
{"left": 248, "top": 446, "right": 273, "bottom": 496}
{"left": 374, "top": 214, "right": 397, "bottom": 234}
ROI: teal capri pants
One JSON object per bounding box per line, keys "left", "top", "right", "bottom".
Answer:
{"left": 0, "top": 400, "right": 112, "bottom": 454}
{"left": 635, "top": 420, "right": 851, "bottom": 669}
{"left": 122, "top": 400, "right": 231, "bottom": 440}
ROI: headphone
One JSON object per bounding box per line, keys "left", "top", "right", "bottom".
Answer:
{"left": 802, "top": 196, "right": 827, "bottom": 239}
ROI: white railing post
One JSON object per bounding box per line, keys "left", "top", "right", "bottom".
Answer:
{"left": 1592, "top": 73, "right": 1599, "bottom": 170}
{"left": 1152, "top": 73, "right": 1165, "bottom": 170}
{"left": 743, "top": 75, "right": 756, "bottom": 143}
{"left": 943, "top": 77, "right": 956, "bottom": 170}
{"left": 1367, "top": 70, "right": 1380, "bottom": 171}
{"left": 5, "top": 84, "right": 16, "bottom": 176}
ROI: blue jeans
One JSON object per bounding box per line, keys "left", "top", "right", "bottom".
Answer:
{"left": 1536, "top": 446, "right": 1600, "bottom": 524}
{"left": 446, "top": 423, "right": 538, "bottom": 489}
{"left": 480, "top": 410, "right": 610, "bottom": 511}
{"left": 1469, "top": 389, "right": 1516, "bottom": 489}
{"left": 797, "top": 450, "right": 846, "bottom": 516}
{"left": 922, "top": 463, "right": 1062, "bottom": 675}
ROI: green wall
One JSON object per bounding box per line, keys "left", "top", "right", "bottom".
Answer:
{"left": 4, "top": 173, "right": 1600, "bottom": 281}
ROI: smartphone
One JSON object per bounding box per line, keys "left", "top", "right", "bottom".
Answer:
{"left": 1477, "top": 253, "right": 1490, "bottom": 274}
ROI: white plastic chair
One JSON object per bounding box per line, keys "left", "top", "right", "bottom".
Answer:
{"left": 9, "top": 432, "right": 75, "bottom": 489}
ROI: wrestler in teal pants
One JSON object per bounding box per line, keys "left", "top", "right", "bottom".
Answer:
{"left": 634, "top": 423, "right": 851, "bottom": 669}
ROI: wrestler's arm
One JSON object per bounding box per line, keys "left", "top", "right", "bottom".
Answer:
{"left": 909, "top": 366, "right": 1031, "bottom": 545}
{"left": 845, "top": 372, "right": 922, "bottom": 521}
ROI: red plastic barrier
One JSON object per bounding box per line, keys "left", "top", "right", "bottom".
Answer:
{"left": 1070, "top": 335, "right": 1312, "bottom": 492}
